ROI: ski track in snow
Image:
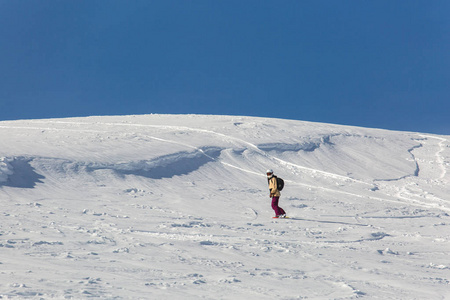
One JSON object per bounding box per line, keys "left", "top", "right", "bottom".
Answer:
{"left": 419, "top": 134, "right": 448, "bottom": 179}
{"left": 1, "top": 115, "right": 449, "bottom": 299}
{"left": 377, "top": 135, "right": 450, "bottom": 212}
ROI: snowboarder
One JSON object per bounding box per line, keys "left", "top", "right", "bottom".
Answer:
{"left": 266, "top": 169, "right": 286, "bottom": 218}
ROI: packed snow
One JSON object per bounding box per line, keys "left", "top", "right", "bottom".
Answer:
{"left": 0, "top": 114, "right": 449, "bottom": 299}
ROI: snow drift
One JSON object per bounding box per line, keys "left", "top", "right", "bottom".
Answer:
{"left": 0, "top": 157, "right": 13, "bottom": 183}
{"left": 0, "top": 114, "right": 449, "bottom": 299}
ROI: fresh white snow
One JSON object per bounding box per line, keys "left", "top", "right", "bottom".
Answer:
{"left": 0, "top": 114, "right": 449, "bottom": 299}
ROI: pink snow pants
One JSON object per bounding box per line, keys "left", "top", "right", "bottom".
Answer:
{"left": 271, "top": 196, "right": 286, "bottom": 216}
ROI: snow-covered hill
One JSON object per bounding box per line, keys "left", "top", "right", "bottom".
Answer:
{"left": 1, "top": 114, "right": 449, "bottom": 299}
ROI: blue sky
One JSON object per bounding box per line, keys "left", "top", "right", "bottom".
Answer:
{"left": 1, "top": 1, "right": 449, "bottom": 134}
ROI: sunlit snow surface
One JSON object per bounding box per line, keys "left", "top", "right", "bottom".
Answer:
{"left": 1, "top": 114, "right": 449, "bottom": 299}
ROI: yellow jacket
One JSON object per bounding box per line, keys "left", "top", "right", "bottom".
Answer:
{"left": 268, "top": 176, "right": 280, "bottom": 197}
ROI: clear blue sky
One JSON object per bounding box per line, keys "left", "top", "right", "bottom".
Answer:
{"left": 1, "top": 1, "right": 449, "bottom": 134}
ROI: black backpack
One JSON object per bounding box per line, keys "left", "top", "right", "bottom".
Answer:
{"left": 268, "top": 175, "right": 285, "bottom": 191}
{"left": 275, "top": 176, "right": 284, "bottom": 191}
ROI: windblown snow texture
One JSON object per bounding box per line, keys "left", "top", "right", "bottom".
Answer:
{"left": 0, "top": 115, "right": 449, "bottom": 299}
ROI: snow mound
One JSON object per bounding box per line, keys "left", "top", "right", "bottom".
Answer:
{"left": 0, "top": 157, "right": 13, "bottom": 183}
{"left": 0, "top": 157, "right": 45, "bottom": 188}
{"left": 87, "top": 147, "right": 223, "bottom": 179}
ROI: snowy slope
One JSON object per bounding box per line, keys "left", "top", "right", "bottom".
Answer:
{"left": 0, "top": 114, "right": 449, "bottom": 299}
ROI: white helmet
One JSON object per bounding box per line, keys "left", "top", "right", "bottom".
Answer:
{"left": 266, "top": 169, "right": 274, "bottom": 177}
